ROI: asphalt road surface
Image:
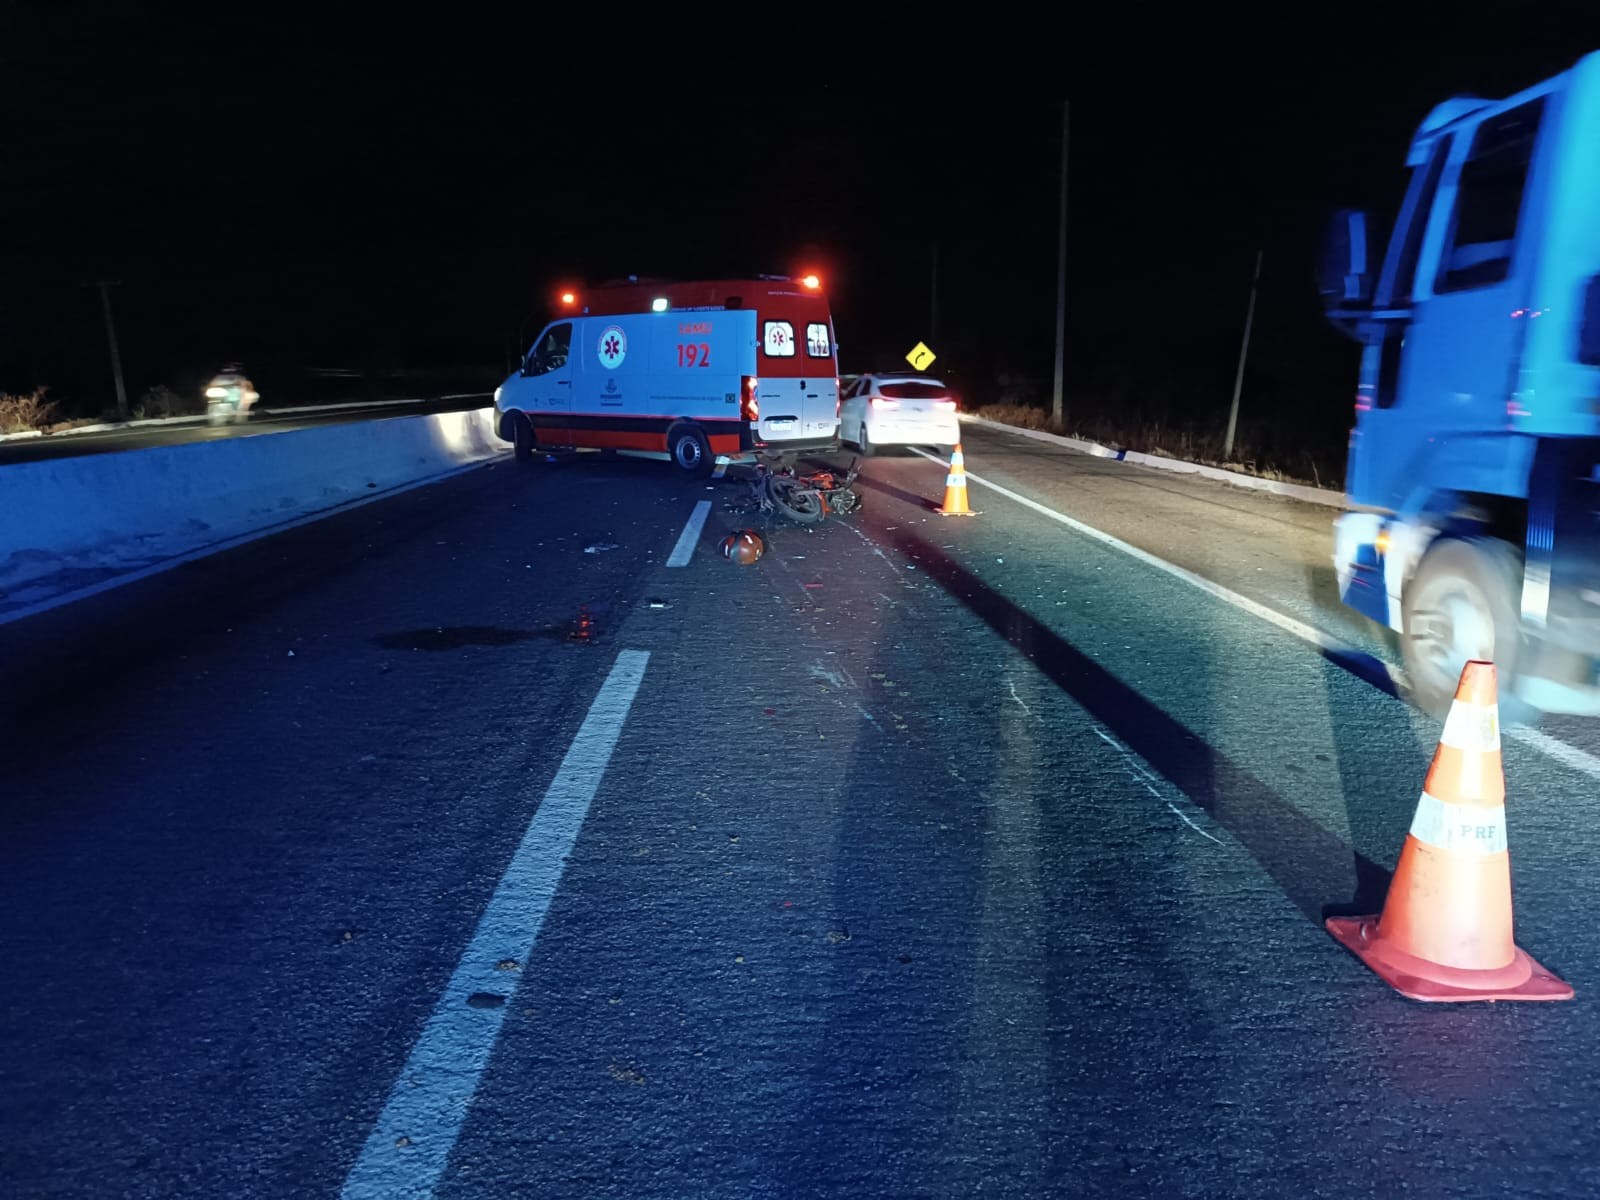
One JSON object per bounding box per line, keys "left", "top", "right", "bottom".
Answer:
{"left": 4, "top": 422, "right": 1600, "bottom": 1199}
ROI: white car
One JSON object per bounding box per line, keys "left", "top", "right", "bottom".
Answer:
{"left": 838, "top": 372, "right": 960, "bottom": 456}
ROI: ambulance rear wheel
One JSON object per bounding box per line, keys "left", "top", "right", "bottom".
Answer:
{"left": 669, "top": 426, "right": 713, "bottom": 475}
{"left": 511, "top": 413, "right": 535, "bottom": 462}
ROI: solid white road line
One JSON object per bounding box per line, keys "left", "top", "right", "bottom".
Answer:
{"left": 666, "top": 500, "right": 712, "bottom": 567}
{"left": 907, "top": 448, "right": 1404, "bottom": 690}
{"left": 913, "top": 447, "right": 1600, "bottom": 785}
{"left": 341, "top": 649, "right": 650, "bottom": 1199}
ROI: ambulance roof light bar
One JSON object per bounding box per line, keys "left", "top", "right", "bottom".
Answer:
{"left": 756, "top": 272, "right": 822, "bottom": 290}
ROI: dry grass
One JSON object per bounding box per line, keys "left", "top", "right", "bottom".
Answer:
{"left": 972, "top": 403, "right": 1341, "bottom": 490}
{"left": 0, "top": 383, "right": 208, "bottom": 434}
{"left": 976, "top": 403, "right": 1061, "bottom": 433}
{"left": 0, "top": 388, "right": 58, "bottom": 434}
{"left": 135, "top": 384, "right": 203, "bottom": 419}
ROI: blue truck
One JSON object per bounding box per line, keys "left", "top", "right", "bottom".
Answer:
{"left": 1321, "top": 49, "right": 1600, "bottom": 721}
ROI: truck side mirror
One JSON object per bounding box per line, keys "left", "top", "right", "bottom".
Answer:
{"left": 1580, "top": 275, "right": 1600, "bottom": 367}
{"left": 1318, "top": 209, "right": 1377, "bottom": 313}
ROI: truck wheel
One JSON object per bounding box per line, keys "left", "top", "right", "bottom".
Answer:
{"left": 669, "top": 426, "right": 712, "bottom": 475}
{"left": 1401, "top": 537, "right": 1528, "bottom": 722}
{"left": 511, "top": 413, "right": 535, "bottom": 462}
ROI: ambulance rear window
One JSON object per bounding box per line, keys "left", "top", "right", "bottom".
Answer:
{"left": 763, "top": 321, "right": 795, "bottom": 357}
{"left": 805, "top": 323, "right": 831, "bottom": 357}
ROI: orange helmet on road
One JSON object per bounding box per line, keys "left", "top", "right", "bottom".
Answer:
{"left": 719, "top": 530, "right": 764, "bottom": 564}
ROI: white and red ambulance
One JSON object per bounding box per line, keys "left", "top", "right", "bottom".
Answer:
{"left": 494, "top": 275, "right": 842, "bottom": 473}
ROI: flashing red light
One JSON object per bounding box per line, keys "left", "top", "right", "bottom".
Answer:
{"left": 741, "top": 376, "right": 760, "bottom": 421}
{"left": 800, "top": 273, "right": 821, "bottom": 290}
{"left": 559, "top": 290, "right": 578, "bottom": 306}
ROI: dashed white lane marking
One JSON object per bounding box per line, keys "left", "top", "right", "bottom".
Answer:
{"left": 666, "top": 500, "right": 712, "bottom": 567}
{"left": 341, "top": 649, "right": 650, "bottom": 1199}
{"left": 911, "top": 447, "right": 1600, "bottom": 786}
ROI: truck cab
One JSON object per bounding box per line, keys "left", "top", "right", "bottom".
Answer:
{"left": 1322, "top": 50, "right": 1600, "bottom": 719}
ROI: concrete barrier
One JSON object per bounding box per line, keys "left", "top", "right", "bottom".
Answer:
{"left": 0, "top": 408, "right": 507, "bottom": 618}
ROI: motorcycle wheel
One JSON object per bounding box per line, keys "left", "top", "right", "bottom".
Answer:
{"left": 764, "top": 475, "right": 826, "bottom": 524}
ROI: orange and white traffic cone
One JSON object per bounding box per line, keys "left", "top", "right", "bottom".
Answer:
{"left": 1326, "top": 660, "right": 1572, "bottom": 1001}
{"left": 936, "top": 443, "right": 978, "bottom": 516}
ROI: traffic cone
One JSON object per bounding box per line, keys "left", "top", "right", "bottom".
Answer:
{"left": 936, "top": 443, "right": 978, "bottom": 516}
{"left": 1325, "top": 660, "right": 1572, "bottom": 1002}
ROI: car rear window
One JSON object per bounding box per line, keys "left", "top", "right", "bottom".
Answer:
{"left": 878, "top": 381, "right": 949, "bottom": 400}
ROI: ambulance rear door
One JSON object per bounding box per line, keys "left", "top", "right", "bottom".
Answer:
{"left": 754, "top": 303, "right": 839, "bottom": 446}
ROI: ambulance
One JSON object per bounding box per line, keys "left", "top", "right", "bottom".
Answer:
{"left": 494, "top": 275, "right": 842, "bottom": 473}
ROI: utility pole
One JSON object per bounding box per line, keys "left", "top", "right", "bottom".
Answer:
{"left": 1224, "top": 250, "right": 1263, "bottom": 460}
{"left": 84, "top": 279, "right": 129, "bottom": 420}
{"left": 1051, "top": 99, "right": 1069, "bottom": 428}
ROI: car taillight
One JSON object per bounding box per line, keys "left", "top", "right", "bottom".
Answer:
{"left": 835, "top": 377, "right": 841, "bottom": 417}
{"left": 869, "top": 396, "right": 900, "bottom": 409}
{"left": 741, "top": 376, "right": 759, "bottom": 421}
{"left": 934, "top": 399, "right": 957, "bottom": 411}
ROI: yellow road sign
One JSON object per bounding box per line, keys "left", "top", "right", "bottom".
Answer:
{"left": 906, "top": 342, "right": 937, "bottom": 371}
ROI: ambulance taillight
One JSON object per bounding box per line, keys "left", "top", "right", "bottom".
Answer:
{"left": 741, "top": 376, "right": 760, "bottom": 421}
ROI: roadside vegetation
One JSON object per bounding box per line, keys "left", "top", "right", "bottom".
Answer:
{"left": 4, "top": 361, "right": 1349, "bottom": 494}
{"left": 0, "top": 384, "right": 205, "bottom": 436}
{"left": 0, "top": 388, "right": 60, "bottom": 434}
{"left": 971, "top": 402, "right": 1346, "bottom": 491}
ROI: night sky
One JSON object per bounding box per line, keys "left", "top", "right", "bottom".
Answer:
{"left": 5, "top": 5, "right": 1600, "bottom": 442}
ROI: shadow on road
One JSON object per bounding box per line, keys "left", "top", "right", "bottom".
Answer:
{"left": 879, "top": 527, "right": 1391, "bottom": 925}
{"left": 850, "top": 470, "right": 945, "bottom": 514}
